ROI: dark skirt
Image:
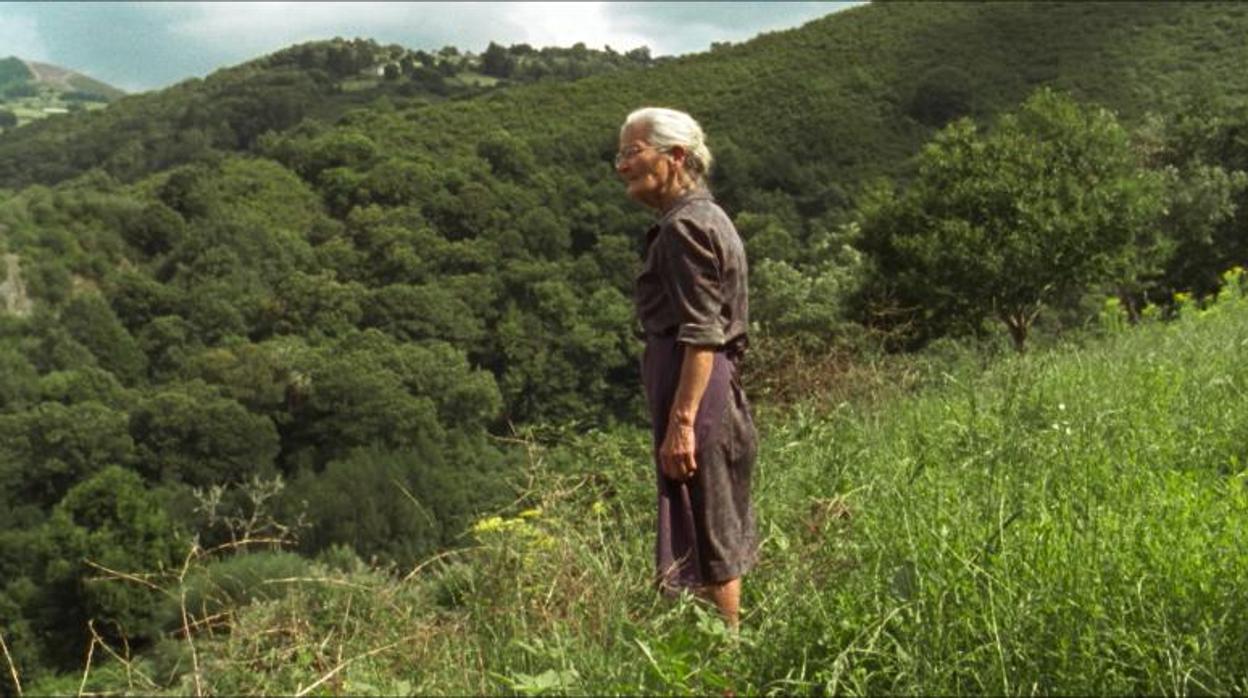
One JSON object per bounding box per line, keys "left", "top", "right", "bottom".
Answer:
{"left": 642, "top": 335, "right": 758, "bottom": 591}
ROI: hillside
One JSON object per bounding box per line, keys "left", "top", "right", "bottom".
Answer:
{"left": 22, "top": 59, "right": 126, "bottom": 100}
{"left": 35, "top": 268, "right": 1248, "bottom": 696}
{"left": 4, "top": 4, "right": 1248, "bottom": 193}
{"left": 0, "top": 39, "right": 660, "bottom": 185}
{"left": 329, "top": 1, "right": 1248, "bottom": 210}
{"left": 0, "top": 56, "right": 124, "bottom": 129}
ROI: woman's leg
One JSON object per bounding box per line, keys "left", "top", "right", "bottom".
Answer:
{"left": 700, "top": 577, "right": 741, "bottom": 629}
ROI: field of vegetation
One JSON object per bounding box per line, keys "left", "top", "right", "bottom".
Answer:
{"left": 1, "top": 3, "right": 1247, "bottom": 693}
{"left": 24, "top": 269, "right": 1248, "bottom": 696}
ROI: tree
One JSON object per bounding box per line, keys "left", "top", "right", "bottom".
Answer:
{"left": 356, "top": 158, "right": 437, "bottom": 208}
{"left": 625, "top": 46, "right": 652, "bottom": 64}
{"left": 283, "top": 447, "right": 443, "bottom": 564}
{"left": 282, "top": 333, "right": 447, "bottom": 467}
{"left": 129, "top": 381, "right": 280, "bottom": 486}
{"left": 480, "top": 42, "right": 516, "bottom": 79}
{"left": 0, "top": 348, "right": 39, "bottom": 412}
{"left": 361, "top": 283, "right": 485, "bottom": 344}
{"left": 108, "top": 269, "right": 181, "bottom": 332}
{"left": 0, "top": 401, "right": 136, "bottom": 508}
{"left": 60, "top": 293, "right": 148, "bottom": 385}
{"left": 750, "top": 222, "right": 866, "bottom": 351}
{"left": 1152, "top": 163, "right": 1246, "bottom": 302}
{"left": 909, "top": 66, "right": 974, "bottom": 127}
{"left": 40, "top": 466, "right": 185, "bottom": 650}
{"left": 477, "top": 131, "right": 536, "bottom": 181}
{"left": 859, "top": 89, "right": 1165, "bottom": 351}
{"left": 264, "top": 270, "right": 365, "bottom": 339}
{"left": 136, "top": 315, "right": 200, "bottom": 380}
{"left": 1139, "top": 98, "right": 1248, "bottom": 300}
{"left": 37, "top": 367, "right": 129, "bottom": 408}
{"left": 0, "top": 109, "right": 17, "bottom": 129}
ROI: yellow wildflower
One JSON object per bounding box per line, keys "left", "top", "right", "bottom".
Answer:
{"left": 471, "top": 516, "right": 506, "bottom": 534}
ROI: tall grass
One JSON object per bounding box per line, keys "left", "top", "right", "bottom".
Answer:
{"left": 48, "top": 274, "right": 1248, "bottom": 696}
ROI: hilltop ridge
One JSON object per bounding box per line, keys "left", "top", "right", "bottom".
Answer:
{"left": 0, "top": 36, "right": 660, "bottom": 180}
{"left": 19, "top": 58, "right": 126, "bottom": 100}
{"left": 0, "top": 56, "right": 124, "bottom": 129}
{"left": 4, "top": 3, "right": 1248, "bottom": 193}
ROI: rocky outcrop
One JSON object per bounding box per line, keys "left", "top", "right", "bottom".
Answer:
{"left": 0, "top": 253, "right": 33, "bottom": 317}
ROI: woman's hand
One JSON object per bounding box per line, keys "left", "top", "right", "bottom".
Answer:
{"left": 662, "top": 346, "right": 714, "bottom": 481}
{"left": 661, "top": 420, "right": 698, "bottom": 481}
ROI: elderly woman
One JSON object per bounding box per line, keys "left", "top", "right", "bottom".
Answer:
{"left": 616, "top": 107, "right": 758, "bottom": 628}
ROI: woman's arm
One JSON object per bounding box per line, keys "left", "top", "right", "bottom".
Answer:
{"left": 660, "top": 345, "right": 715, "bottom": 480}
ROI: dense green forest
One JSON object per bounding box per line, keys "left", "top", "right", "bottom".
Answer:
{"left": 2, "top": 2, "right": 1248, "bottom": 690}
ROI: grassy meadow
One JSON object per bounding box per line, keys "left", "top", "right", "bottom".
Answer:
{"left": 39, "top": 271, "right": 1248, "bottom": 696}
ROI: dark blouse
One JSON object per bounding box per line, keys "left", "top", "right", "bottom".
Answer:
{"left": 634, "top": 189, "right": 749, "bottom": 351}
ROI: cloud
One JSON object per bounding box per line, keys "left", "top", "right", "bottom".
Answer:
{"left": 0, "top": 11, "right": 49, "bottom": 62}
{"left": 496, "top": 3, "right": 653, "bottom": 54}
{"left": 167, "top": 3, "right": 470, "bottom": 51}
{"left": 163, "top": 2, "right": 652, "bottom": 58}
{"left": 604, "top": 1, "right": 861, "bottom": 55}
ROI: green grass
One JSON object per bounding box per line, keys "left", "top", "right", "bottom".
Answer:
{"left": 451, "top": 71, "right": 501, "bottom": 88}
{"left": 43, "top": 276, "right": 1248, "bottom": 696}
{"left": 1, "top": 88, "right": 108, "bottom": 128}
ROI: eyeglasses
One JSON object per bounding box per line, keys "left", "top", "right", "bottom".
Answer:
{"left": 614, "top": 144, "right": 664, "bottom": 167}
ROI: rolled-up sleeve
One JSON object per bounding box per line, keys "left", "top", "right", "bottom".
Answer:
{"left": 658, "top": 218, "right": 725, "bottom": 347}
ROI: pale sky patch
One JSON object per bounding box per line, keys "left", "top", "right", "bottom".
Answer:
{"left": 501, "top": 3, "right": 653, "bottom": 54}
{"left": 0, "top": 12, "right": 49, "bottom": 63}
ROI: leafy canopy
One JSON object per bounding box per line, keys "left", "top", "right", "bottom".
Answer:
{"left": 860, "top": 88, "right": 1165, "bottom": 351}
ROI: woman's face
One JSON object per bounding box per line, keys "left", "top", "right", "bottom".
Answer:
{"left": 617, "top": 123, "right": 678, "bottom": 210}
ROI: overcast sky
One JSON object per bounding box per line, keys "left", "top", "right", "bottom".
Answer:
{"left": 0, "top": 1, "right": 862, "bottom": 93}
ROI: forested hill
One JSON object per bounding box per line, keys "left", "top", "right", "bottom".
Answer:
{"left": 0, "top": 38, "right": 662, "bottom": 187}
{"left": 3, "top": 2, "right": 1248, "bottom": 685}
{"left": 4, "top": 4, "right": 1248, "bottom": 193}
{"left": 346, "top": 0, "right": 1248, "bottom": 215}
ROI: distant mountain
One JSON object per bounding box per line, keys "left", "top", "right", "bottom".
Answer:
{"left": 0, "top": 56, "right": 126, "bottom": 129}
{"left": 20, "top": 58, "right": 125, "bottom": 99}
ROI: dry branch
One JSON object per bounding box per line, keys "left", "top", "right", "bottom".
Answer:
{"left": 86, "top": 620, "right": 159, "bottom": 692}
{"left": 180, "top": 588, "right": 204, "bottom": 697}
{"left": 201, "top": 536, "right": 291, "bottom": 558}
{"left": 293, "top": 637, "right": 410, "bottom": 697}
{"left": 82, "top": 559, "right": 172, "bottom": 596}
{"left": 174, "top": 610, "right": 235, "bottom": 638}
{"left": 76, "top": 633, "right": 96, "bottom": 698}
{"left": 260, "top": 576, "right": 376, "bottom": 591}
{"left": 401, "top": 547, "right": 470, "bottom": 583}
{"left": 0, "top": 628, "right": 22, "bottom": 697}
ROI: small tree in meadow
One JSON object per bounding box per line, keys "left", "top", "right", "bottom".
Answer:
{"left": 860, "top": 88, "right": 1165, "bottom": 351}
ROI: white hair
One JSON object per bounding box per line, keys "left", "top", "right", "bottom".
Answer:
{"left": 621, "top": 107, "right": 713, "bottom": 186}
